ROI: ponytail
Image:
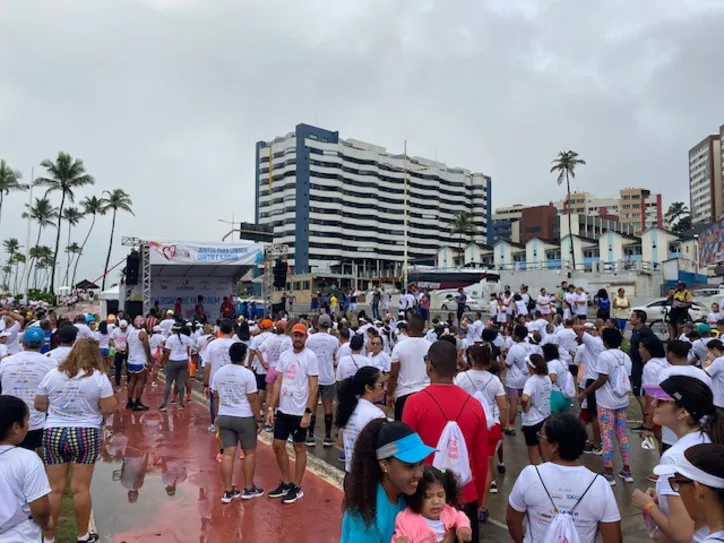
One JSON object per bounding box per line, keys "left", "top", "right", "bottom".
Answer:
{"left": 703, "top": 407, "right": 724, "bottom": 446}
{"left": 335, "top": 366, "right": 381, "bottom": 429}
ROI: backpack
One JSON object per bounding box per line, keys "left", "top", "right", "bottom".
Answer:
{"left": 532, "top": 467, "right": 598, "bottom": 543}
{"left": 466, "top": 373, "right": 496, "bottom": 429}
{"left": 559, "top": 366, "right": 576, "bottom": 400}
{"left": 610, "top": 352, "right": 631, "bottom": 398}
{"left": 424, "top": 391, "right": 473, "bottom": 487}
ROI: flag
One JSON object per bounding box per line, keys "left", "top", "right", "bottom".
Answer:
{"left": 268, "top": 143, "right": 273, "bottom": 191}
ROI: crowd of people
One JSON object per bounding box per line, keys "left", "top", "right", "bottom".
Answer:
{"left": 2, "top": 279, "right": 724, "bottom": 542}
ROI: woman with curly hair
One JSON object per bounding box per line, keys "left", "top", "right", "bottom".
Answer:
{"left": 34, "top": 337, "right": 118, "bottom": 543}
{"left": 340, "top": 419, "right": 434, "bottom": 543}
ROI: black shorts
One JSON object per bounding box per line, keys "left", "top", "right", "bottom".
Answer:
{"left": 631, "top": 362, "right": 643, "bottom": 397}
{"left": 584, "top": 379, "right": 597, "bottom": 415}
{"left": 668, "top": 309, "right": 689, "bottom": 325}
{"left": 394, "top": 393, "right": 412, "bottom": 421}
{"left": 19, "top": 429, "right": 43, "bottom": 451}
{"left": 273, "top": 411, "right": 306, "bottom": 443}
{"left": 255, "top": 372, "right": 267, "bottom": 391}
{"left": 522, "top": 419, "right": 546, "bottom": 447}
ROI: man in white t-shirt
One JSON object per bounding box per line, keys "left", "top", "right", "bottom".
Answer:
{"left": 247, "top": 319, "right": 274, "bottom": 420}
{"left": 109, "top": 320, "right": 129, "bottom": 389}
{"left": 202, "top": 319, "right": 241, "bottom": 430}
{"left": 158, "top": 311, "right": 175, "bottom": 336}
{"left": 387, "top": 314, "right": 431, "bottom": 421}
{"left": 266, "top": 322, "right": 319, "bottom": 505}
{"left": 0, "top": 395, "right": 53, "bottom": 541}
{"left": 46, "top": 325, "right": 78, "bottom": 365}
{"left": 1, "top": 311, "right": 23, "bottom": 355}
{"left": 304, "top": 314, "right": 338, "bottom": 447}
{"left": 0, "top": 328, "right": 58, "bottom": 451}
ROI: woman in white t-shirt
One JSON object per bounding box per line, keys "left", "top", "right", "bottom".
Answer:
{"left": 367, "top": 335, "right": 391, "bottom": 374}
{"left": 535, "top": 288, "right": 552, "bottom": 319}
{"left": 652, "top": 443, "right": 724, "bottom": 543}
{"left": 638, "top": 337, "right": 670, "bottom": 449}
{"left": 160, "top": 324, "right": 193, "bottom": 411}
{"left": 0, "top": 395, "right": 52, "bottom": 541}
{"left": 34, "top": 338, "right": 117, "bottom": 543}
{"left": 454, "top": 343, "right": 507, "bottom": 518}
{"left": 705, "top": 339, "right": 724, "bottom": 409}
{"left": 542, "top": 343, "right": 573, "bottom": 414}
{"left": 633, "top": 375, "right": 724, "bottom": 543}
{"left": 521, "top": 354, "right": 552, "bottom": 465}
{"left": 507, "top": 413, "right": 622, "bottom": 543}
{"left": 334, "top": 366, "right": 385, "bottom": 488}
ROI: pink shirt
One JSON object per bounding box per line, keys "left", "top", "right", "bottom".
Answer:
{"left": 392, "top": 505, "right": 470, "bottom": 542}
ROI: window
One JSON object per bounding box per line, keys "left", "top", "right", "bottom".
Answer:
{"left": 303, "top": 281, "right": 310, "bottom": 290}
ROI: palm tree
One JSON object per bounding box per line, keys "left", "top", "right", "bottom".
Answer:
{"left": 72, "top": 196, "right": 105, "bottom": 289}
{"left": 1, "top": 264, "right": 11, "bottom": 292}
{"left": 3, "top": 237, "right": 20, "bottom": 261}
{"left": 100, "top": 189, "right": 134, "bottom": 290}
{"left": 65, "top": 243, "right": 83, "bottom": 287}
{"left": 11, "top": 253, "right": 26, "bottom": 295}
{"left": 33, "top": 152, "right": 95, "bottom": 294}
{"left": 0, "top": 160, "right": 29, "bottom": 227}
{"left": 29, "top": 245, "right": 52, "bottom": 289}
{"left": 22, "top": 197, "right": 59, "bottom": 282}
{"left": 450, "top": 212, "right": 477, "bottom": 266}
{"left": 61, "top": 206, "right": 83, "bottom": 286}
{"left": 665, "top": 202, "right": 692, "bottom": 233}
{"left": 551, "top": 150, "right": 587, "bottom": 272}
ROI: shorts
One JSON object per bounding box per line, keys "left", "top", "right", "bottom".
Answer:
{"left": 43, "top": 427, "right": 101, "bottom": 465}
{"left": 631, "top": 362, "right": 643, "bottom": 397}
{"left": 255, "top": 372, "right": 267, "bottom": 391}
{"left": 550, "top": 390, "right": 571, "bottom": 414}
{"left": 127, "top": 362, "right": 147, "bottom": 374}
{"left": 319, "top": 383, "right": 337, "bottom": 400}
{"left": 265, "top": 366, "right": 279, "bottom": 384}
{"left": 668, "top": 309, "right": 689, "bottom": 325}
{"left": 100, "top": 348, "right": 110, "bottom": 358}
{"left": 506, "top": 386, "right": 523, "bottom": 398}
{"left": 19, "top": 429, "right": 43, "bottom": 451}
{"left": 273, "top": 411, "right": 307, "bottom": 443}
{"left": 487, "top": 423, "right": 502, "bottom": 456}
{"left": 217, "top": 415, "right": 258, "bottom": 450}
{"left": 584, "top": 379, "right": 597, "bottom": 415}
{"left": 522, "top": 419, "right": 546, "bottom": 447}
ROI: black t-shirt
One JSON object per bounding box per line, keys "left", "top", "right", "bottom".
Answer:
{"left": 629, "top": 325, "right": 654, "bottom": 366}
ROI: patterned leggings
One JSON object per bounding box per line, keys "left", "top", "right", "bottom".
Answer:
{"left": 597, "top": 406, "right": 630, "bottom": 469}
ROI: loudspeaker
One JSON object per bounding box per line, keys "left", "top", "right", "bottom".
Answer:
{"left": 125, "top": 301, "right": 143, "bottom": 321}
{"left": 126, "top": 253, "right": 140, "bottom": 285}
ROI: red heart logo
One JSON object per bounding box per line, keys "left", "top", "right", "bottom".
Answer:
{"left": 162, "top": 245, "right": 177, "bottom": 261}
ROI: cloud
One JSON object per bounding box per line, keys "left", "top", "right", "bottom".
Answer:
{"left": 0, "top": 0, "right": 723, "bottom": 283}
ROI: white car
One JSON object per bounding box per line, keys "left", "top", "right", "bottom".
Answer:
{"left": 433, "top": 293, "right": 486, "bottom": 313}
{"left": 630, "top": 299, "right": 708, "bottom": 323}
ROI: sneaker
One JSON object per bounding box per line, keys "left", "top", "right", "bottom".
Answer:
{"left": 497, "top": 463, "right": 506, "bottom": 474}
{"left": 584, "top": 447, "right": 603, "bottom": 456}
{"left": 207, "top": 424, "right": 216, "bottom": 432}
{"left": 504, "top": 427, "right": 516, "bottom": 437}
{"left": 305, "top": 436, "right": 316, "bottom": 448}
{"left": 647, "top": 474, "right": 660, "bottom": 483}
{"left": 126, "top": 400, "right": 134, "bottom": 410}
{"left": 282, "top": 485, "right": 304, "bottom": 504}
{"left": 179, "top": 403, "right": 185, "bottom": 411}
{"left": 151, "top": 381, "right": 158, "bottom": 388}
{"left": 490, "top": 482, "right": 498, "bottom": 494}
{"left": 337, "top": 451, "right": 346, "bottom": 463}
{"left": 618, "top": 471, "right": 634, "bottom": 483}
{"left": 603, "top": 473, "right": 616, "bottom": 486}
{"left": 631, "top": 423, "right": 646, "bottom": 433}
{"left": 159, "top": 404, "right": 168, "bottom": 412}
{"left": 478, "top": 509, "right": 489, "bottom": 523}
{"left": 268, "top": 482, "right": 293, "bottom": 499}
{"left": 263, "top": 424, "right": 273, "bottom": 432}
{"left": 133, "top": 402, "right": 150, "bottom": 411}
{"left": 241, "top": 486, "right": 264, "bottom": 500}
{"left": 170, "top": 399, "right": 177, "bottom": 405}
{"left": 221, "top": 488, "right": 242, "bottom": 503}
{"left": 323, "top": 437, "right": 335, "bottom": 448}
{"left": 77, "top": 534, "right": 99, "bottom": 543}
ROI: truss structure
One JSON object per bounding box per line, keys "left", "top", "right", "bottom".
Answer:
{"left": 263, "top": 243, "right": 288, "bottom": 317}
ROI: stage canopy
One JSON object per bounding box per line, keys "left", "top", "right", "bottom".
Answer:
{"left": 147, "top": 240, "right": 264, "bottom": 278}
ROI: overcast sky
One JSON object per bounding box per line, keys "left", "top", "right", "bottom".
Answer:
{"left": 1, "top": 0, "right": 723, "bottom": 284}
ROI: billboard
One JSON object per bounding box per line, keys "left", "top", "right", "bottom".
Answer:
{"left": 698, "top": 219, "right": 724, "bottom": 268}
{"left": 147, "top": 241, "right": 263, "bottom": 266}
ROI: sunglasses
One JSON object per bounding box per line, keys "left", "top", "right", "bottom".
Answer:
{"left": 668, "top": 476, "right": 693, "bottom": 492}
{"left": 535, "top": 432, "right": 549, "bottom": 442}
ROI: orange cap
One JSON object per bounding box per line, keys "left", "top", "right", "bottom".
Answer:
{"left": 291, "top": 323, "right": 308, "bottom": 335}
{"left": 261, "top": 319, "right": 274, "bottom": 329}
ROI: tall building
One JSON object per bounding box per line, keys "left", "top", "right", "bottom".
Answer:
{"left": 554, "top": 188, "right": 662, "bottom": 231}
{"left": 491, "top": 205, "right": 524, "bottom": 243}
{"left": 689, "top": 134, "right": 723, "bottom": 225}
{"left": 255, "top": 123, "right": 492, "bottom": 274}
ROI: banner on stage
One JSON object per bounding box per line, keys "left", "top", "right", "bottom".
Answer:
{"left": 148, "top": 240, "right": 263, "bottom": 266}
{"left": 150, "top": 276, "right": 233, "bottom": 317}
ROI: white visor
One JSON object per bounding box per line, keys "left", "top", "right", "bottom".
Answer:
{"left": 654, "top": 456, "right": 724, "bottom": 489}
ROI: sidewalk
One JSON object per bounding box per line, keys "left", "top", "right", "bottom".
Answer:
{"left": 91, "top": 384, "right": 343, "bottom": 543}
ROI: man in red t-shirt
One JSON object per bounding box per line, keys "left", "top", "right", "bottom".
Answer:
{"left": 402, "top": 340, "right": 488, "bottom": 543}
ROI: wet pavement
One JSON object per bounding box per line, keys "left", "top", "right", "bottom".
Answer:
{"left": 93, "top": 384, "right": 342, "bottom": 543}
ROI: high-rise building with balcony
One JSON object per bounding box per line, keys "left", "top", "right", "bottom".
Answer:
{"left": 689, "top": 133, "right": 723, "bottom": 225}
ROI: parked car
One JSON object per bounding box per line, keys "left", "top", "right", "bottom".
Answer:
{"left": 431, "top": 291, "right": 486, "bottom": 313}
{"left": 630, "top": 299, "right": 708, "bottom": 324}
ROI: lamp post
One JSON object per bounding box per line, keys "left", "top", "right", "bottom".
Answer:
{"left": 403, "top": 140, "right": 408, "bottom": 290}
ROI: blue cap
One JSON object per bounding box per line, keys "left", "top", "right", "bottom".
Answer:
{"left": 23, "top": 327, "right": 45, "bottom": 347}
{"left": 376, "top": 431, "right": 436, "bottom": 464}
{"left": 85, "top": 314, "right": 96, "bottom": 324}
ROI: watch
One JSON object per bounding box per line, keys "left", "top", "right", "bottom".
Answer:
{"left": 304, "top": 408, "right": 313, "bottom": 415}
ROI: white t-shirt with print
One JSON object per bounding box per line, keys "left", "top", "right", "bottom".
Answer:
{"left": 454, "top": 369, "right": 505, "bottom": 424}
{"left": 46, "top": 346, "right": 73, "bottom": 365}
{"left": 249, "top": 331, "right": 273, "bottom": 375}
{"left": 656, "top": 431, "right": 711, "bottom": 542}
{"left": 258, "top": 334, "right": 285, "bottom": 371}
{"left": 305, "top": 332, "right": 339, "bottom": 387}
{"left": 390, "top": 338, "right": 431, "bottom": 399}
{"left": 210, "top": 364, "right": 258, "bottom": 418}
{"left": 509, "top": 463, "right": 621, "bottom": 543}
{"left": 342, "top": 398, "right": 385, "bottom": 472}
{"left": 522, "top": 374, "right": 552, "bottom": 426}
{"left": 164, "top": 334, "right": 193, "bottom": 361}
{"left": 204, "top": 337, "right": 241, "bottom": 385}
{"left": 642, "top": 358, "right": 670, "bottom": 387}
{"left": 0, "top": 445, "right": 51, "bottom": 543}
{"left": 592, "top": 349, "right": 632, "bottom": 410}
{"left": 706, "top": 356, "right": 724, "bottom": 408}
{"left": 336, "top": 354, "right": 374, "bottom": 382}
{"left": 505, "top": 343, "right": 529, "bottom": 390}
{"left": 276, "top": 348, "right": 320, "bottom": 417}
{"left": 0, "top": 352, "right": 58, "bottom": 431}
{"left": 4, "top": 322, "right": 21, "bottom": 355}
{"left": 368, "top": 352, "right": 391, "bottom": 373}
{"left": 582, "top": 333, "right": 604, "bottom": 381}
{"left": 110, "top": 327, "right": 128, "bottom": 351}
{"left": 38, "top": 368, "right": 114, "bottom": 429}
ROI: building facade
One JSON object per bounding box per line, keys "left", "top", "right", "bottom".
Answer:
{"left": 689, "top": 133, "right": 723, "bottom": 225}
{"left": 255, "top": 123, "right": 492, "bottom": 275}
{"left": 555, "top": 188, "right": 662, "bottom": 231}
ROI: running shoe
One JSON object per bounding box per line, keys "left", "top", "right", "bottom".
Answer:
{"left": 305, "top": 436, "right": 316, "bottom": 448}
{"left": 77, "top": 534, "right": 100, "bottom": 543}
{"left": 618, "top": 471, "right": 634, "bottom": 483}
{"left": 602, "top": 473, "right": 616, "bottom": 486}
{"left": 282, "top": 485, "right": 304, "bottom": 504}
{"left": 207, "top": 424, "right": 215, "bottom": 432}
{"left": 647, "top": 474, "right": 660, "bottom": 483}
{"left": 159, "top": 404, "right": 167, "bottom": 412}
{"left": 125, "top": 400, "right": 134, "bottom": 410}
{"left": 133, "top": 402, "right": 149, "bottom": 411}
{"left": 178, "top": 403, "right": 185, "bottom": 411}
{"left": 497, "top": 463, "right": 506, "bottom": 474}
{"left": 337, "top": 451, "right": 346, "bottom": 463}
{"left": 584, "top": 447, "right": 603, "bottom": 456}
{"left": 504, "top": 427, "right": 516, "bottom": 437}
{"left": 268, "top": 482, "right": 293, "bottom": 499}
{"left": 241, "top": 486, "right": 264, "bottom": 500}
{"left": 323, "top": 437, "right": 335, "bottom": 448}
{"left": 490, "top": 482, "right": 498, "bottom": 494}
{"left": 221, "top": 488, "right": 242, "bottom": 503}
{"left": 478, "top": 509, "right": 489, "bottom": 523}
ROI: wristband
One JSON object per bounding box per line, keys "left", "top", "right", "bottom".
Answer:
{"left": 643, "top": 502, "right": 656, "bottom": 514}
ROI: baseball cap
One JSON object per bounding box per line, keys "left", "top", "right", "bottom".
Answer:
{"left": 119, "top": 319, "right": 128, "bottom": 328}
{"left": 107, "top": 314, "right": 116, "bottom": 322}
{"left": 643, "top": 375, "right": 716, "bottom": 422}
{"left": 375, "top": 421, "right": 436, "bottom": 464}
{"left": 166, "top": 309, "right": 174, "bottom": 315}
{"left": 583, "top": 322, "right": 596, "bottom": 329}
{"left": 261, "top": 319, "right": 274, "bottom": 329}
{"left": 654, "top": 444, "right": 724, "bottom": 489}
{"left": 291, "top": 323, "right": 308, "bottom": 335}
{"left": 318, "top": 314, "right": 332, "bottom": 328}
{"left": 696, "top": 323, "right": 711, "bottom": 335}
{"left": 22, "top": 327, "right": 45, "bottom": 347}
{"left": 85, "top": 314, "right": 96, "bottom": 324}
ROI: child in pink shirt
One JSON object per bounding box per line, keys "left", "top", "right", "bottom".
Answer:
{"left": 392, "top": 466, "right": 472, "bottom": 543}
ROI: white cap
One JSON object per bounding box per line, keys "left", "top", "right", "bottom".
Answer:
{"left": 654, "top": 454, "right": 724, "bottom": 489}
{"left": 0, "top": 331, "right": 11, "bottom": 338}
{"left": 119, "top": 319, "right": 128, "bottom": 327}
{"left": 583, "top": 322, "right": 595, "bottom": 329}
{"left": 152, "top": 326, "right": 162, "bottom": 332}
